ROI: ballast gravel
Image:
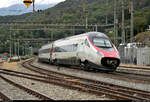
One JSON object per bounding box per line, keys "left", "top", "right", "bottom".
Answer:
{"left": 0, "top": 61, "right": 110, "bottom": 100}
{"left": 117, "top": 67, "right": 150, "bottom": 76}
{"left": 33, "top": 59, "right": 150, "bottom": 92}
{"left": 1, "top": 74, "right": 109, "bottom": 100}
{"left": 0, "top": 77, "right": 38, "bottom": 100}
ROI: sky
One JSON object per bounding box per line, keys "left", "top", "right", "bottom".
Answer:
{"left": 0, "top": 0, "right": 65, "bottom": 8}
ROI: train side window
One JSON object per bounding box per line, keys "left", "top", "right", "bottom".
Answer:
{"left": 85, "top": 39, "right": 90, "bottom": 47}
{"left": 73, "top": 44, "right": 78, "bottom": 51}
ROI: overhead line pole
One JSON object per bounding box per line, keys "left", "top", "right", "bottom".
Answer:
{"left": 114, "top": 0, "right": 118, "bottom": 46}
{"left": 32, "top": 0, "right": 35, "bottom": 12}
{"left": 18, "top": 39, "right": 20, "bottom": 58}
{"left": 106, "top": 0, "right": 108, "bottom": 25}
{"left": 122, "top": 0, "right": 125, "bottom": 44}
{"left": 9, "top": 29, "right": 12, "bottom": 59}
{"left": 130, "top": 0, "right": 134, "bottom": 43}
{"left": 82, "top": 0, "right": 88, "bottom": 30}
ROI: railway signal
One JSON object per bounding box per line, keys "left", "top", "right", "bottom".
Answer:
{"left": 23, "top": 0, "right": 32, "bottom": 7}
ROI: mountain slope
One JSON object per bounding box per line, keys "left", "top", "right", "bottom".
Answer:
{"left": 0, "top": 3, "right": 56, "bottom": 16}
{"left": 0, "top": 0, "right": 150, "bottom": 53}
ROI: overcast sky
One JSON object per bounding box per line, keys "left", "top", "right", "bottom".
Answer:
{"left": 0, "top": 0, "right": 65, "bottom": 8}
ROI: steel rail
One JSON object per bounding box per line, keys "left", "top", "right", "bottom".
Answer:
{"left": 116, "top": 71, "right": 150, "bottom": 78}
{"left": 0, "top": 69, "right": 146, "bottom": 100}
{"left": 21, "top": 59, "right": 150, "bottom": 100}
{"left": 0, "top": 68, "right": 129, "bottom": 100}
{"left": 112, "top": 71, "right": 150, "bottom": 83}
{"left": 0, "top": 91, "right": 10, "bottom": 101}
{"left": 0, "top": 75, "right": 53, "bottom": 100}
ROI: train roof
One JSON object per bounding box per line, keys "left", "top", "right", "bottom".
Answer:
{"left": 56, "top": 32, "right": 108, "bottom": 41}
{"left": 86, "top": 32, "right": 109, "bottom": 38}
{"left": 40, "top": 32, "right": 109, "bottom": 49}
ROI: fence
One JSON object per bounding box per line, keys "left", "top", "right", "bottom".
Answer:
{"left": 118, "top": 43, "right": 150, "bottom": 66}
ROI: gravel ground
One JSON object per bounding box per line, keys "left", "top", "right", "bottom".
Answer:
{"left": 0, "top": 60, "right": 110, "bottom": 100}
{"left": 117, "top": 67, "right": 150, "bottom": 76}
{"left": 34, "top": 59, "right": 150, "bottom": 92}
{"left": 1, "top": 74, "right": 110, "bottom": 100}
{"left": 0, "top": 77, "right": 38, "bottom": 100}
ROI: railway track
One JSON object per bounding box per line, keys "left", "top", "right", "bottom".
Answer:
{"left": 19, "top": 58, "right": 150, "bottom": 100}
{"left": 119, "top": 65, "right": 150, "bottom": 70}
{"left": 113, "top": 71, "right": 150, "bottom": 83}
{"left": 0, "top": 68, "right": 125, "bottom": 100}
{"left": 0, "top": 74, "right": 53, "bottom": 100}
{"left": 0, "top": 91, "right": 10, "bottom": 101}
{"left": 37, "top": 59, "right": 150, "bottom": 85}
{"left": 39, "top": 60, "right": 150, "bottom": 81}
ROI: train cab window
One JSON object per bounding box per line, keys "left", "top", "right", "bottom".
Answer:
{"left": 85, "top": 39, "right": 90, "bottom": 47}
{"left": 93, "top": 37, "right": 112, "bottom": 48}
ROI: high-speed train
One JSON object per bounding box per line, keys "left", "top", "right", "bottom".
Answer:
{"left": 38, "top": 32, "right": 120, "bottom": 72}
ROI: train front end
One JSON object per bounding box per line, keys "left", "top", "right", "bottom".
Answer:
{"left": 87, "top": 32, "right": 120, "bottom": 72}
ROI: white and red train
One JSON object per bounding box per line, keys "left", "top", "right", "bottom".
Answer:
{"left": 38, "top": 32, "right": 120, "bottom": 72}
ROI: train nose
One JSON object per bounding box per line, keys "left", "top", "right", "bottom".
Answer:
{"left": 101, "top": 57, "right": 120, "bottom": 68}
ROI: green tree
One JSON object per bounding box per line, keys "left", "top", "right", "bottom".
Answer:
{"left": 134, "top": 17, "right": 147, "bottom": 34}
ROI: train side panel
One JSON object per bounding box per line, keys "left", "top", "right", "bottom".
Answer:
{"left": 51, "top": 37, "right": 83, "bottom": 65}
{"left": 38, "top": 44, "right": 52, "bottom": 63}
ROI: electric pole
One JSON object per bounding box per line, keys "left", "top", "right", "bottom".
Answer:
{"left": 9, "top": 30, "right": 12, "bottom": 58}
{"left": 82, "top": 0, "right": 88, "bottom": 30}
{"left": 122, "top": 0, "right": 125, "bottom": 44}
{"left": 51, "top": 31, "right": 53, "bottom": 41}
{"left": 18, "top": 39, "right": 19, "bottom": 57}
{"left": 13, "top": 33, "right": 16, "bottom": 56}
{"left": 114, "top": 0, "right": 118, "bottom": 46}
{"left": 95, "top": 24, "right": 98, "bottom": 32}
{"left": 32, "top": 0, "right": 35, "bottom": 12}
{"left": 130, "top": 0, "right": 134, "bottom": 43}
{"left": 106, "top": 0, "right": 108, "bottom": 25}
{"left": 15, "top": 42, "right": 16, "bottom": 56}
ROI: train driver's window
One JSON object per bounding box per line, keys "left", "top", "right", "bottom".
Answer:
{"left": 85, "top": 39, "right": 90, "bottom": 47}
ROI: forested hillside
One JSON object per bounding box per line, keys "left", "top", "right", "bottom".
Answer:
{"left": 0, "top": 0, "right": 150, "bottom": 53}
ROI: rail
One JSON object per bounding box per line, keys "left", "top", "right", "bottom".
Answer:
{"left": 20, "top": 58, "right": 150, "bottom": 100}
{"left": 0, "top": 75, "right": 53, "bottom": 100}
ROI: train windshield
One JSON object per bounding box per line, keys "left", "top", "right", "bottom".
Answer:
{"left": 93, "top": 37, "right": 112, "bottom": 48}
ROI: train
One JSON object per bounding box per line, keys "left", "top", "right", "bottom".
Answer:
{"left": 38, "top": 32, "right": 120, "bottom": 72}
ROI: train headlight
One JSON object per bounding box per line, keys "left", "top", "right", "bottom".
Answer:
{"left": 97, "top": 51, "right": 104, "bottom": 57}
